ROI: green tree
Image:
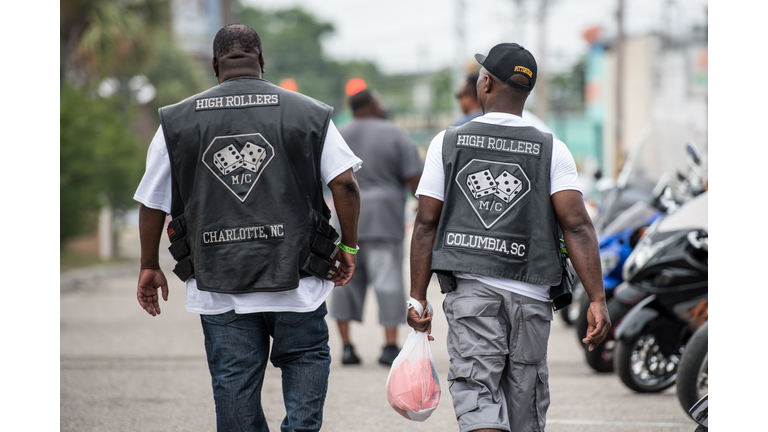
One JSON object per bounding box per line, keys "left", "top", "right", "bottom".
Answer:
{"left": 62, "top": 0, "right": 170, "bottom": 83}
{"left": 60, "top": 0, "right": 207, "bottom": 248}
{"left": 143, "top": 39, "right": 210, "bottom": 111}
{"left": 60, "top": 84, "right": 146, "bottom": 244}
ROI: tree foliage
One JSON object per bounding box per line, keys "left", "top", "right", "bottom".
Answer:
{"left": 60, "top": 84, "right": 147, "bottom": 243}
{"left": 62, "top": 0, "right": 171, "bottom": 83}
{"left": 60, "top": 0, "right": 208, "bottom": 245}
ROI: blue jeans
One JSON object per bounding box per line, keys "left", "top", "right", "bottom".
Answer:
{"left": 200, "top": 303, "right": 331, "bottom": 432}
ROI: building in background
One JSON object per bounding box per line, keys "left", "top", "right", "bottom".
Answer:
{"left": 601, "top": 31, "right": 707, "bottom": 186}
{"left": 548, "top": 20, "right": 707, "bottom": 200}
{"left": 172, "top": 0, "right": 235, "bottom": 65}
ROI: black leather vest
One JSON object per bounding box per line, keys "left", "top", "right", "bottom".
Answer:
{"left": 160, "top": 76, "right": 334, "bottom": 293}
{"left": 430, "top": 120, "right": 563, "bottom": 286}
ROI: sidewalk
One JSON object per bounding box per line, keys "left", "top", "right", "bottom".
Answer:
{"left": 61, "top": 223, "right": 697, "bottom": 431}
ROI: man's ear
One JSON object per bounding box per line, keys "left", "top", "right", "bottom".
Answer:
{"left": 212, "top": 57, "right": 219, "bottom": 77}
{"left": 482, "top": 74, "right": 492, "bottom": 94}
{"left": 259, "top": 52, "right": 265, "bottom": 74}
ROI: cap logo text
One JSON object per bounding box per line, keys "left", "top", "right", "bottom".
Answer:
{"left": 514, "top": 66, "right": 533, "bottom": 78}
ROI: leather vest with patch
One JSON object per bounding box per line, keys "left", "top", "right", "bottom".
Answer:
{"left": 431, "top": 120, "right": 563, "bottom": 286}
{"left": 160, "top": 76, "right": 333, "bottom": 294}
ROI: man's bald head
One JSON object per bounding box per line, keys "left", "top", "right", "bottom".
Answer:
{"left": 213, "top": 24, "right": 262, "bottom": 60}
{"left": 211, "top": 24, "right": 265, "bottom": 82}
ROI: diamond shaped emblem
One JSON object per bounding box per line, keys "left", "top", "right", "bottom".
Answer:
{"left": 456, "top": 159, "right": 530, "bottom": 229}
{"left": 202, "top": 133, "right": 275, "bottom": 202}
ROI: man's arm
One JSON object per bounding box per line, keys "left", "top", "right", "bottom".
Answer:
{"left": 137, "top": 204, "right": 169, "bottom": 316}
{"left": 327, "top": 168, "right": 361, "bottom": 287}
{"left": 551, "top": 190, "right": 611, "bottom": 350}
{"left": 407, "top": 195, "right": 443, "bottom": 338}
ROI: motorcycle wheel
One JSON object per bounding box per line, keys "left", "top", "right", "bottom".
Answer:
{"left": 583, "top": 298, "right": 634, "bottom": 373}
{"left": 615, "top": 331, "right": 683, "bottom": 392}
{"left": 676, "top": 321, "right": 708, "bottom": 412}
{"left": 559, "top": 277, "right": 584, "bottom": 326}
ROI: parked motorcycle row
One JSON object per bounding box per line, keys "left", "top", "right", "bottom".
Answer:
{"left": 560, "top": 141, "right": 708, "bottom": 428}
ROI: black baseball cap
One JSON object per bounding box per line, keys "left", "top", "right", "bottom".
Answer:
{"left": 475, "top": 43, "right": 537, "bottom": 92}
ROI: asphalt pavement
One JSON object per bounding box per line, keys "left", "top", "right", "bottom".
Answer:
{"left": 60, "top": 224, "right": 698, "bottom": 432}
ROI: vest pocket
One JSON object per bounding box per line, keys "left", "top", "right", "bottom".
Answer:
{"left": 453, "top": 298, "right": 509, "bottom": 357}
{"left": 511, "top": 302, "right": 553, "bottom": 364}
{"left": 446, "top": 360, "right": 479, "bottom": 417}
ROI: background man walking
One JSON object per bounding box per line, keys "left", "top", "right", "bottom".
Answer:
{"left": 329, "top": 89, "right": 423, "bottom": 366}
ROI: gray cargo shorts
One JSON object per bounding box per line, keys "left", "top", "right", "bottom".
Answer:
{"left": 443, "top": 279, "right": 553, "bottom": 432}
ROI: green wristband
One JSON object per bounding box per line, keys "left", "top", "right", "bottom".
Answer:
{"left": 337, "top": 242, "right": 359, "bottom": 254}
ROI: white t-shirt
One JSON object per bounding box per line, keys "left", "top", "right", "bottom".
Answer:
{"left": 415, "top": 112, "right": 581, "bottom": 302}
{"left": 134, "top": 121, "right": 362, "bottom": 314}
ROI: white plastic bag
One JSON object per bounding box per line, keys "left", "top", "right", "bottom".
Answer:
{"left": 385, "top": 300, "right": 441, "bottom": 422}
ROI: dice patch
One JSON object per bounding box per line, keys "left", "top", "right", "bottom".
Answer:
{"left": 455, "top": 159, "right": 531, "bottom": 229}
{"left": 466, "top": 169, "right": 498, "bottom": 199}
{"left": 493, "top": 171, "right": 523, "bottom": 203}
{"left": 213, "top": 144, "right": 244, "bottom": 175}
{"left": 202, "top": 133, "right": 276, "bottom": 203}
{"left": 241, "top": 142, "right": 267, "bottom": 173}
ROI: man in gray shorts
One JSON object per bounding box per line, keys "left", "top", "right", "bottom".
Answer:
{"left": 329, "top": 89, "right": 423, "bottom": 366}
{"left": 407, "top": 43, "right": 610, "bottom": 431}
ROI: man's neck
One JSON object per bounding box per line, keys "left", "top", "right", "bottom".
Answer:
{"left": 218, "top": 69, "right": 262, "bottom": 84}
{"left": 482, "top": 102, "right": 524, "bottom": 117}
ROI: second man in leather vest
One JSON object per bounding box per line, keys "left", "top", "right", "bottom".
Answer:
{"left": 407, "top": 43, "right": 611, "bottom": 432}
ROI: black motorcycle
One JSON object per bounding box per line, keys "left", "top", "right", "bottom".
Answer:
{"left": 677, "top": 318, "right": 708, "bottom": 413}
{"left": 612, "top": 191, "right": 708, "bottom": 393}
{"left": 576, "top": 141, "right": 707, "bottom": 373}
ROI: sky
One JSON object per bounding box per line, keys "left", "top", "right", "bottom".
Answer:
{"left": 243, "top": 0, "right": 709, "bottom": 75}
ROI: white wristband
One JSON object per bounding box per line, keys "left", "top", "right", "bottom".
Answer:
{"left": 407, "top": 297, "right": 433, "bottom": 317}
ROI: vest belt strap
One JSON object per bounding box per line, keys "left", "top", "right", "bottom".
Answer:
{"left": 173, "top": 256, "right": 195, "bottom": 282}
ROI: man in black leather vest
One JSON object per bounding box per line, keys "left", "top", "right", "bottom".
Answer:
{"left": 134, "top": 24, "right": 361, "bottom": 432}
{"left": 407, "top": 43, "right": 610, "bottom": 432}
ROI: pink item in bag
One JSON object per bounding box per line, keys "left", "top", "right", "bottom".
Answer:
{"left": 386, "top": 301, "right": 440, "bottom": 422}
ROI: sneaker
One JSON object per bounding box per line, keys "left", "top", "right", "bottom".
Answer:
{"left": 342, "top": 344, "right": 361, "bottom": 365}
{"left": 379, "top": 344, "right": 400, "bottom": 366}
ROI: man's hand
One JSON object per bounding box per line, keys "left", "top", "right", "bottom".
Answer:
{"left": 331, "top": 249, "right": 356, "bottom": 287}
{"left": 406, "top": 300, "right": 434, "bottom": 341}
{"left": 551, "top": 191, "right": 611, "bottom": 351}
{"left": 582, "top": 301, "right": 611, "bottom": 351}
{"left": 137, "top": 268, "right": 169, "bottom": 317}
{"left": 327, "top": 169, "right": 361, "bottom": 287}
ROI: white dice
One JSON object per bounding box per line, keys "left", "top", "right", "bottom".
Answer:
{"left": 213, "top": 144, "right": 244, "bottom": 175}
{"left": 493, "top": 170, "right": 523, "bottom": 203}
{"left": 241, "top": 142, "right": 267, "bottom": 173}
{"left": 466, "top": 169, "right": 498, "bottom": 199}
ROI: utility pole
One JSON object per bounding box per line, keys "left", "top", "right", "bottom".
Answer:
{"left": 454, "top": 0, "right": 466, "bottom": 118}
{"left": 614, "top": 0, "right": 625, "bottom": 176}
{"left": 513, "top": 0, "right": 527, "bottom": 45}
{"left": 534, "top": 0, "right": 549, "bottom": 122}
